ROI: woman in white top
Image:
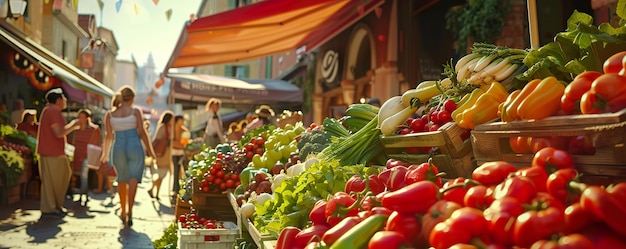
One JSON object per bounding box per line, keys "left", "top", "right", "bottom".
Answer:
{"left": 101, "top": 86, "right": 156, "bottom": 227}
{"left": 203, "top": 98, "right": 224, "bottom": 148}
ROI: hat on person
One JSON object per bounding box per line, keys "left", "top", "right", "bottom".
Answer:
{"left": 255, "top": 105, "right": 275, "bottom": 118}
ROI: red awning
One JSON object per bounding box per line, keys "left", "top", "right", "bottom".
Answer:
{"left": 166, "top": 0, "right": 384, "bottom": 69}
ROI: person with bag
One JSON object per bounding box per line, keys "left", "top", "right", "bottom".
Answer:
{"left": 203, "top": 98, "right": 224, "bottom": 148}
{"left": 67, "top": 109, "right": 103, "bottom": 205}
{"left": 147, "top": 111, "right": 174, "bottom": 201}
{"left": 170, "top": 115, "right": 189, "bottom": 204}
{"left": 101, "top": 86, "right": 156, "bottom": 227}
{"left": 37, "top": 88, "right": 80, "bottom": 218}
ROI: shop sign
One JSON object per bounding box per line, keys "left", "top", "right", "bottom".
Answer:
{"left": 321, "top": 49, "right": 340, "bottom": 88}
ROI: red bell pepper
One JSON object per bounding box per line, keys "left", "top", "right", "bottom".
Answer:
{"left": 345, "top": 175, "right": 367, "bottom": 194}
{"left": 441, "top": 177, "right": 477, "bottom": 206}
{"left": 580, "top": 183, "right": 626, "bottom": 237}
{"left": 294, "top": 224, "right": 330, "bottom": 248}
{"left": 472, "top": 161, "right": 518, "bottom": 186}
{"left": 580, "top": 73, "right": 626, "bottom": 114}
{"left": 368, "top": 206, "right": 393, "bottom": 217}
{"left": 561, "top": 71, "right": 602, "bottom": 114}
{"left": 493, "top": 175, "right": 537, "bottom": 204}
{"left": 464, "top": 185, "right": 495, "bottom": 210}
{"left": 483, "top": 197, "right": 525, "bottom": 246}
{"left": 385, "top": 166, "right": 409, "bottom": 191}
{"left": 310, "top": 200, "right": 329, "bottom": 226}
{"left": 368, "top": 231, "right": 408, "bottom": 249}
{"left": 325, "top": 192, "right": 359, "bottom": 226}
{"left": 514, "top": 166, "right": 548, "bottom": 192}
{"left": 429, "top": 207, "right": 490, "bottom": 249}
{"left": 513, "top": 207, "right": 565, "bottom": 248}
{"left": 275, "top": 227, "right": 301, "bottom": 249}
{"left": 385, "top": 158, "right": 411, "bottom": 169}
{"left": 420, "top": 200, "right": 462, "bottom": 246}
{"left": 546, "top": 168, "right": 582, "bottom": 205}
{"left": 385, "top": 211, "right": 422, "bottom": 247}
{"left": 579, "top": 223, "right": 626, "bottom": 248}
{"left": 563, "top": 202, "right": 599, "bottom": 235}
{"left": 321, "top": 216, "right": 362, "bottom": 246}
{"left": 404, "top": 159, "right": 444, "bottom": 187}
{"left": 367, "top": 174, "right": 386, "bottom": 195}
{"left": 530, "top": 233, "right": 594, "bottom": 249}
{"left": 381, "top": 181, "right": 439, "bottom": 214}
{"left": 531, "top": 147, "right": 575, "bottom": 174}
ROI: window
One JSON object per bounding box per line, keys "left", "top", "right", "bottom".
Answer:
{"left": 225, "top": 65, "right": 249, "bottom": 78}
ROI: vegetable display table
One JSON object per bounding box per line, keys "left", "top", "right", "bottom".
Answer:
{"left": 227, "top": 191, "right": 276, "bottom": 249}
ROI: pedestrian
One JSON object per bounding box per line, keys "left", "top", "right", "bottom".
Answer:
{"left": 203, "top": 98, "right": 224, "bottom": 148}
{"left": 16, "top": 110, "right": 38, "bottom": 137}
{"left": 245, "top": 105, "right": 277, "bottom": 132}
{"left": 10, "top": 98, "right": 24, "bottom": 126}
{"left": 67, "top": 108, "right": 102, "bottom": 205}
{"left": 101, "top": 86, "right": 156, "bottom": 227}
{"left": 36, "top": 88, "right": 79, "bottom": 218}
{"left": 148, "top": 111, "right": 174, "bottom": 201}
{"left": 171, "top": 114, "right": 189, "bottom": 204}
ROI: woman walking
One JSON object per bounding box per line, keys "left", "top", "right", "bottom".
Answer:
{"left": 67, "top": 109, "right": 102, "bottom": 205}
{"left": 148, "top": 111, "right": 174, "bottom": 201}
{"left": 101, "top": 86, "right": 155, "bottom": 227}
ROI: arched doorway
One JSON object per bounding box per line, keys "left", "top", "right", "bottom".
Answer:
{"left": 345, "top": 25, "right": 377, "bottom": 104}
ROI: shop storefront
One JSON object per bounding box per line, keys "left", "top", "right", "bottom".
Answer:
{"left": 0, "top": 26, "right": 113, "bottom": 122}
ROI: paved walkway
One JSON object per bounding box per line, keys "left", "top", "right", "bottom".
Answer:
{"left": 0, "top": 171, "right": 178, "bottom": 249}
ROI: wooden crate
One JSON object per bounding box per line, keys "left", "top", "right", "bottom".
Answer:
{"left": 380, "top": 122, "right": 471, "bottom": 158}
{"left": 381, "top": 122, "right": 476, "bottom": 178}
{"left": 174, "top": 197, "right": 192, "bottom": 222}
{"left": 472, "top": 110, "right": 626, "bottom": 185}
{"left": 192, "top": 181, "right": 236, "bottom": 222}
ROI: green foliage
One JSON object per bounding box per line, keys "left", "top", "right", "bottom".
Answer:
{"left": 253, "top": 160, "right": 376, "bottom": 237}
{"left": 153, "top": 223, "right": 178, "bottom": 249}
{"left": 446, "top": 0, "right": 512, "bottom": 54}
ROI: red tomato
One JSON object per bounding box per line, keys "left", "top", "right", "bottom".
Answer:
{"left": 514, "top": 167, "right": 549, "bottom": 192}
{"left": 604, "top": 51, "right": 626, "bottom": 74}
{"left": 509, "top": 136, "right": 532, "bottom": 154}
{"left": 410, "top": 118, "right": 426, "bottom": 132}
{"left": 561, "top": 71, "right": 602, "bottom": 114}
{"left": 225, "top": 179, "right": 235, "bottom": 189}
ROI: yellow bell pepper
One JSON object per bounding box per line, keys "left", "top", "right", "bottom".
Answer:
{"left": 517, "top": 76, "right": 565, "bottom": 120}
{"left": 484, "top": 81, "right": 509, "bottom": 103}
{"left": 452, "top": 88, "right": 485, "bottom": 123}
{"left": 503, "top": 79, "right": 542, "bottom": 121}
{"left": 458, "top": 92, "right": 501, "bottom": 129}
{"left": 499, "top": 90, "right": 521, "bottom": 122}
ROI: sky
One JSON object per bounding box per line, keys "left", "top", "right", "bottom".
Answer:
{"left": 77, "top": 0, "right": 203, "bottom": 73}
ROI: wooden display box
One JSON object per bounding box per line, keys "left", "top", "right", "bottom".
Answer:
{"left": 472, "top": 109, "right": 626, "bottom": 185}
{"left": 381, "top": 122, "right": 476, "bottom": 178}
{"left": 191, "top": 181, "right": 236, "bottom": 223}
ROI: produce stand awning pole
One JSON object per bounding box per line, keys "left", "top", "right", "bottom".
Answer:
{"left": 527, "top": 0, "right": 539, "bottom": 48}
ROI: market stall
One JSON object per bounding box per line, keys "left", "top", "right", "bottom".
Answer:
{"left": 154, "top": 7, "right": 626, "bottom": 249}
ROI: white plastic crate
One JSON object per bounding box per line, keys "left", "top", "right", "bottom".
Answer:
{"left": 177, "top": 221, "right": 239, "bottom": 249}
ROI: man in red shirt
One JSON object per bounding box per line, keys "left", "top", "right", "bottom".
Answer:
{"left": 36, "top": 88, "right": 79, "bottom": 218}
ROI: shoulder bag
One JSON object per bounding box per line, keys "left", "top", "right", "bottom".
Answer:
{"left": 152, "top": 126, "right": 170, "bottom": 157}
{"left": 86, "top": 128, "right": 103, "bottom": 170}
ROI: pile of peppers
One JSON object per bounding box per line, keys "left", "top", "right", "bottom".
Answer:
{"left": 272, "top": 147, "right": 626, "bottom": 249}
{"left": 452, "top": 81, "right": 509, "bottom": 129}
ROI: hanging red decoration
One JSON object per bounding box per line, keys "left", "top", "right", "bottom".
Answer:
{"left": 154, "top": 77, "right": 164, "bottom": 89}
{"left": 8, "top": 51, "right": 35, "bottom": 76}
{"left": 28, "top": 68, "right": 58, "bottom": 91}
{"left": 146, "top": 96, "right": 153, "bottom": 105}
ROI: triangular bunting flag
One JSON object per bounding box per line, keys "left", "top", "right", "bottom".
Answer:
{"left": 134, "top": 3, "right": 139, "bottom": 15}
{"left": 115, "top": 0, "right": 122, "bottom": 13}
{"left": 73, "top": 0, "right": 78, "bottom": 10}
{"left": 153, "top": 0, "right": 159, "bottom": 6}
{"left": 97, "top": 0, "right": 104, "bottom": 11}
{"left": 165, "top": 9, "right": 172, "bottom": 21}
